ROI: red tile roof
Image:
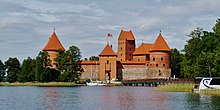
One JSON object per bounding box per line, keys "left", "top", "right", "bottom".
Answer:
{"left": 133, "top": 43, "right": 153, "bottom": 55}
{"left": 118, "top": 30, "right": 135, "bottom": 40}
{"left": 150, "top": 33, "right": 170, "bottom": 52}
{"left": 99, "top": 44, "right": 117, "bottom": 56}
{"left": 43, "top": 32, "right": 65, "bottom": 51}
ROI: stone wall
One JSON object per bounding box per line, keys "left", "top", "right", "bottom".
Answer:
{"left": 119, "top": 64, "right": 171, "bottom": 80}
{"left": 121, "top": 68, "right": 147, "bottom": 80}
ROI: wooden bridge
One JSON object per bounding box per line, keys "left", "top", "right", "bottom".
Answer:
{"left": 122, "top": 79, "right": 193, "bottom": 87}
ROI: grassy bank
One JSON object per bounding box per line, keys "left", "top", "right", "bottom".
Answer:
{"left": 199, "top": 89, "right": 220, "bottom": 96}
{"left": 0, "top": 82, "right": 83, "bottom": 87}
{"left": 155, "top": 83, "right": 194, "bottom": 92}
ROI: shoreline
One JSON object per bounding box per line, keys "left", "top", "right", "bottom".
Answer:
{"left": 0, "top": 82, "right": 84, "bottom": 87}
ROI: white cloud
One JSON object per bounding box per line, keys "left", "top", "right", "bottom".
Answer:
{"left": 1, "top": 0, "right": 220, "bottom": 61}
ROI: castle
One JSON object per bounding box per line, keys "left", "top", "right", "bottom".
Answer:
{"left": 43, "top": 30, "right": 171, "bottom": 81}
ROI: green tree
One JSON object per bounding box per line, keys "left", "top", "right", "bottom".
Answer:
{"left": 35, "top": 51, "right": 52, "bottom": 82}
{"left": 89, "top": 56, "right": 99, "bottom": 61}
{"left": 5, "top": 57, "right": 21, "bottom": 83}
{"left": 181, "top": 28, "right": 203, "bottom": 78}
{"left": 213, "top": 18, "right": 220, "bottom": 36}
{"left": 0, "top": 60, "right": 5, "bottom": 82}
{"left": 18, "top": 57, "right": 36, "bottom": 82}
{"left": 55, "top": 45, "right": 83, "bottom": 82}
{"left": 170, "top": 48, "right": 183, "bottom": 78}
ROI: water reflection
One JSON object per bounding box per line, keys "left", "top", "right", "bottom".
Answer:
{"left": 1, "top": 86, "right": 220, "bottom": 110}
{"left": 43, "top": 87, "right": 58, "bottom": 110}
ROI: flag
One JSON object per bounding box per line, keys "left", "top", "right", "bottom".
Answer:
{"left": 108, "top": 33, "right": 113, "bottom": 37}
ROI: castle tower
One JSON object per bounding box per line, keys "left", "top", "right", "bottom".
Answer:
{"left": 149, "top": 33, "right": 171, "bottom": 78}
{"left": 117, "top": 30, "right": 135, "bottom": 61}
{"left": 99, "top": 44, "right": 117, "bottom": 81}
{"left": 42, "top": 31, "right": 65, "bottom": 69}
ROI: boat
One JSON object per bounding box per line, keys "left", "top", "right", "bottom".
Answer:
{"left": 193, "top": 77, "right": 220, "bottom": 91}
{"left": 86, "top": 80, "right": 98, "bottom": 86}
{"left": 97, "top": 81, "right": 107, "bottom": 86}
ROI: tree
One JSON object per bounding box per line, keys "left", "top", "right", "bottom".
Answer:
{"left": 0, "top": 60, "right": 5, "bottom": 82}
{"left": 181, "top": 28, "right": 204, "bottom": 78}
{"left": 18, "top": 57, "right": 36, "bottom": 82}
{"left": 55, "top": 45, "right": 83, "bottom": 82}
{"left": 35, "top": 51, "right": 52, "bottom": 82}
{"left": 213, "top": 18, "right": 220, "bottom": 36}
{"left": 170, "top": 48, "right": 183, "bottom": 78}
{"left": 89, "top": 56, "right": 99, "bottom": 61}
{"left": 5, "top": 57, "right": 21, "bottom": 83}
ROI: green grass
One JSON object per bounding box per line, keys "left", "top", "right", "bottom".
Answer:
{"left": 155, "top": 83, "right": 194, "bottom": 92}
{"left": 0, "top": 82, "right": 82, "bottom": 87}
{"left": 200, "top": 89, "right": 220, "bottom": 96}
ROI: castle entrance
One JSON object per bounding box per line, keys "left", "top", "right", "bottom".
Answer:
{"left": 106, "top": 71, "right": 111, "bottom": 83}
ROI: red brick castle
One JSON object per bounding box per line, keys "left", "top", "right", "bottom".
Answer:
{"left": 43, "top": 30, "right": 171, "bottom": 81}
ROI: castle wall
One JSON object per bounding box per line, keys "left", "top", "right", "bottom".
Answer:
{"left": 80, "top": 61, "right": 99, "bottom": 80}
{"left": 149, "top": 51, "right": 171, "bottom": 78}
{"left": 117, "top": 62, "right": 146, "bottom": 80}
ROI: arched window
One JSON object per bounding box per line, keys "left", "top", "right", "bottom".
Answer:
{"left": 163, "top": 64, "right": 165, "bottom": 67}
{"left": 107, "top": 60, "right": 109, "bottom": 64}
{"left": 161, "top": 58, "right": 163, "bottom": 61}
{"left": 156, "top": 64, "right": 158, "bottom": 67}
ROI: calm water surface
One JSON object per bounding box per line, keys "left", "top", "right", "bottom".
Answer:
{"left": 0, "top": 86, "right": 220, "bottom": 110}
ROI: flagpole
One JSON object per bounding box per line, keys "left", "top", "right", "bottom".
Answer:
{"left": 107, "top": 35, "right": 109, "bottom": 44}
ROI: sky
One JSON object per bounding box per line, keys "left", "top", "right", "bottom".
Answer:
{"left": 0, "top": 0, "right": 220, "bottom": 62}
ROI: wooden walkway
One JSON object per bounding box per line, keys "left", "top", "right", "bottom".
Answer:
{"left": 122, "top": 79, "right": 193, "bottom": 87}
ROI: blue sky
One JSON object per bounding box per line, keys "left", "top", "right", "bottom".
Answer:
{"left": 0, "top": 0, "right": 219, "bottom": 62}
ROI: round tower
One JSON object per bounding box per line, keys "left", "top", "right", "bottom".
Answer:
{"left": 149, "top": 33, "right": 171, "bottom": 78}
{"left": 42, "top": 31, "right": 65, "bottom": 69}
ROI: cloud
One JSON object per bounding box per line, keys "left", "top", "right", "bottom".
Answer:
{"left": 0, "top": 0, "right": 220, "bottom": 61}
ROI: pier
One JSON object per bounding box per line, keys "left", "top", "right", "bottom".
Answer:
{"left": 122, "top": 79, "right": 193, "bottom": 87}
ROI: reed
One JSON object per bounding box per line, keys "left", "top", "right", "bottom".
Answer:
{"left": 0, "top": 82, "right": 81, "bottom": 87}
{"left": 155, "top": 83, "right": 194, "bottom": 92}
{"left": 200, "top": 89, "right": 220, "bottom": 96}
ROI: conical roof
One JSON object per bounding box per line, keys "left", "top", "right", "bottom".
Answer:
{"left": 133, "top": 43, "right": 153, "bottom": 55}
{"left": 43, "top": 32, "right": 65, "bottom": 51}
{"left": 150, "top": 33, "right": 170, "bottom": 52}
{"left": 118, "top": 30, "right": 135, "bottom": 40}
{"left": 99, "top": 44, "right": 117, "bottom": 56}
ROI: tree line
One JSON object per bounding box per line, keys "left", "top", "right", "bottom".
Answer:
{"left": 171, "top": 18, "right": 220, "bottom": 79}
{"left": 0, "top": 45, "right": 83, "bottom": 83}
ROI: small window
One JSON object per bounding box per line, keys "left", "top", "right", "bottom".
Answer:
{"left": 153, "top": 58, "right": 155, "bottom": 61}
{"left": 156, "top": 64, "right": 158, "bottom": 67}
{"left": 129, "top": 53, "right": 131, "bottom": 56}
{"left": 163, "top": 64, "right": 165, "bottom": 67}
{"left": 138, "top": 59, "right": 140, "bottom": 61}
{"left": 121, "top": 47, "right": 123, "bottom": 50}
{"left": 121, "top": 53, "right": 122, "bottom": 56}
{"left": 107, "top": 60, "right": 109, "bottom": 64}
{"left": 129, "top": 59, "right": 131, "bottom": 61}
{"left": 161, "top": 58, "right": 163, "bottom": 61}
{"left": 159, "top": 70, "right": 161, "bottom": 72}
{"left": 147, "top": 64, "right": 148, "bottom": 66}
{"left": 121, "top": 59, "right": 122, "bottom": 61}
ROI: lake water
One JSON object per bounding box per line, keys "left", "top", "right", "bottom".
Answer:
{"left": 0, "top": 86, "right": 220, "bottom": 110}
